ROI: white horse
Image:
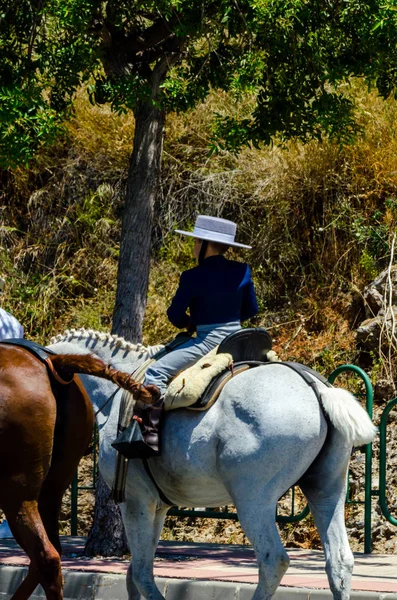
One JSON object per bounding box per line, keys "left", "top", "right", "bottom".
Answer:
{"left": 48, "top": 329, "right": 376, "bottom": 600}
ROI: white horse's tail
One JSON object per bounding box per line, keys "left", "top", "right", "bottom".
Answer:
{"left": 320, "top": 387, "right": 377, "bottom": 446}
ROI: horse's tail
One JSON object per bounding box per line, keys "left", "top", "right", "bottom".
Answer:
{"left": 49, "top": 353, "right": 155, "bottom": 403}
{"left": 320, "top": 387, "right": 377, "bottom": 446}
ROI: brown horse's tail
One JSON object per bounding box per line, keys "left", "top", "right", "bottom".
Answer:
{"left": 49, "top": 354, "right": 156, "bottom": 404}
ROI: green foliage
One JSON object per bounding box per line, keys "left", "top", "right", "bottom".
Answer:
{"left": 75, "top": 185, "right": 117, "bottom": 233}
{"left": 2, "top": 0, "right": 397, "bottom": 165}
{"left": 352, "top": 210, "right": 392, "bottom": 264}
{"left": 359, "top": 251, "right": 378, "bottom": 280}
{"left": 0, "top": 84, "right": 64, "bottom": 168}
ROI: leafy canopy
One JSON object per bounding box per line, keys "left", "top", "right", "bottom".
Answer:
{"left": 1, "top": 0, "right": 397, "bottom": 167}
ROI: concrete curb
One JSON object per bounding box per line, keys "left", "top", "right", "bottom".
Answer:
{"left": 1, "top": 567, "right": 397, "bottom": 600}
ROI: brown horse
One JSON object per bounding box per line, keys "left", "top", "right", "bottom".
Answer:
{"left": 0, "top": 344, "right": 151, "bottom": 600}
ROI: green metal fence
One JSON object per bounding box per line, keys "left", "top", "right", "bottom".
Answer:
{"left": 378, "top": 397, "right": 397, "bottom": 527}
{"left": 70, "top": 363, "right": 383, "bottom": 552}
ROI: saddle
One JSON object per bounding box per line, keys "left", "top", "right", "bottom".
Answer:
{"left": 164, "top": 328, "right": 275, "bottom": 412}
{"left": 217, "top": 327, "right": 272, "bottom": 362}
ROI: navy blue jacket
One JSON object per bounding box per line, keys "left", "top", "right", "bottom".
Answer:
{"left": 167, "top": 255, "right": 258, "bottom": 328}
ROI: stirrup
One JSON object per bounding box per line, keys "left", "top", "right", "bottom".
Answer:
{"left": 112, "top": 420, "right": 160, "bottom": 459}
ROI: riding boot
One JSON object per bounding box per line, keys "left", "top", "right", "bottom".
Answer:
{"left": 112, "top": 387, "right": 164, "bottom": 459}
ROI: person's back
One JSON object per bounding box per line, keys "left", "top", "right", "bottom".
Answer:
{"left": 0, "top": 307, "right": 24, "bottom": 340}
{"left": 0, "top": 278, "right": 24, "bottom": 340}
{"left": 167, "top": 255, "right": 257, "bottom": 328}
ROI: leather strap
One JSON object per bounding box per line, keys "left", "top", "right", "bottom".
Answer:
{"left": 142, "top": 458, "right": 175, "bottom": 506}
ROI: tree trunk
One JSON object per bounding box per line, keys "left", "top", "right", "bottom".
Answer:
{"left": 84, "top": 472, "right": 129, "bottom": 556}
{"left": 112, "top": 98, "right": 166, "bottom": 342}
{"left": 85, "top": 72, "right": 167, "bottom": 556}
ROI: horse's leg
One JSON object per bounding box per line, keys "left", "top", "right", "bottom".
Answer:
{"left": 5, "top": 500, "right": 62, "bottom": 600}
{"left": 233, "top": 493, "right": 289, "bottom": 600}
{"left": 121, "top": 500, "right": 168, "bottom": 600}
{"left": 299, "top": 432, "right": 354, "bottom": 600}
{"left": 0, "top": 514, "right": 39, "bottom": 600}
{"left": 5, "top": 480, "right": 67, "bottom": 600}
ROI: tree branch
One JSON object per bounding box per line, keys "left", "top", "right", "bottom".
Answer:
{"left": 27, "top": 0, "right": 45, "bottom": 62}
{"left": 111, "top": 17, "right": 178, "bottom": 56}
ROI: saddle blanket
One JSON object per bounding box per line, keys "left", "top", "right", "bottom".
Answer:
{"left": 163, "top": 348, "right": 233, "bottom": 411}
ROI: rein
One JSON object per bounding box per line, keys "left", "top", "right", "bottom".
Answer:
{"left": 94, "top": 388, "right": 119, "bottom": 418}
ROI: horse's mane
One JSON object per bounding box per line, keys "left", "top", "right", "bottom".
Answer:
{"left": 50, "top": 328, "right": 161, "bottom": 358}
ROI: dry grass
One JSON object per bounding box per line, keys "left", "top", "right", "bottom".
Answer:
{"left": 2, "top": 80, "right": 397, "bottom": 356}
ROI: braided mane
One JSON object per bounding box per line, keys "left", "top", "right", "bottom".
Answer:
{"left": 50, "top": 328, "right": 162, "bottom": 357}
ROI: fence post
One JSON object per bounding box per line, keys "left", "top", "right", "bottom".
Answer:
{"left": 379, "top": 397, "right": 397, "bottom": 526}
{"left": 71, "top": 472, "right": 78, "bottom": 536}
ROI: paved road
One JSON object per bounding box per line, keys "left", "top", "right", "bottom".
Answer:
{"left": 1, "top": 537, "right": 397, "bottom": 599}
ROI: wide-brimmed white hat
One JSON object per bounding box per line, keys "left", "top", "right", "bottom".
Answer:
{"left": 175, "top": 215, "right": 251, "bottom": 249}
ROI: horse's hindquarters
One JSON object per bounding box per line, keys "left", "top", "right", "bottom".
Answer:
{"left": 47, "top": 377, "right": 94, "bottom": 487}
{"left": 0, "top": 347, "right": 57, "bottom": 500}
{"left": 149, "top": 366, "right": 328, "bottom": 507}
{"left": 216, "top": 367, "right": 328, "bottom": 497}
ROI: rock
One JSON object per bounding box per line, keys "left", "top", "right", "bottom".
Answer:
{"left": 385, "top": 539, "right": 397, "bottom": 552}
{"left": 364, "top": 287, "right": 384, "bottom": 319}
{"left": 374, "top": 379, "right": 396, "bottom": 401}
{"left": 363, "top": 265, "right": 397, "bottom": 318}
{"left": 356, "top": 317, "right": 382, "bottom": 351}
{"left": 356, "top": 307, "right": 397, "bottom": 352}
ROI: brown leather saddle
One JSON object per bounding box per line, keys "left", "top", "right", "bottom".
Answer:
{"left": 189, "top": 328, "right": 273, "bottom": 411}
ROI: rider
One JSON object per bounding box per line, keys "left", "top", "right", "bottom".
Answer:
{"left": 114, "top": 215, "right": 258, "bottom": 459}
{"left": 0, "top": 277, "right": 24, "bottom": 340}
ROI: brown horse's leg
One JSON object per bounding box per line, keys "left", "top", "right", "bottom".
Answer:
{"left": 6, "top": 485, "right": 64, "bottom": 600}
{"left": 6, "top": 500, "right": 62, "bottom": 600}
{"left": 38, "top": 483, "right": 64, "bottom": 555}
{"left": 2, "top": 521, "right": 39, "bottom": 600}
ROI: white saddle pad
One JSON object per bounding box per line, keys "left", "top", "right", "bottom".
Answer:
{"left": 164, "top": 348, "right": 233, "bottom": 411}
